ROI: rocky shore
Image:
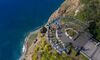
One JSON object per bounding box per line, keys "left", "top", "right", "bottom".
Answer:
{"left": 19, "top": 0, "right": 79, "bottom": 59}
{"left": 19, "top": 29, "right": 40, "bottom": 60}
{"left": 20, "top": 0, "right": 100, "bottom": 60}
{"left": 19, "top": 7, "right": 63, "bottom": 60}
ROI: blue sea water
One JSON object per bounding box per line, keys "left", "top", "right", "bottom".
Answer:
{"left": 0, "top": 0, "right": 63, "bottom": 60}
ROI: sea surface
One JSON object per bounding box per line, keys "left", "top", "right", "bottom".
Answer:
{"left": 0, "top": 0, "right": 63, "bottom": 60}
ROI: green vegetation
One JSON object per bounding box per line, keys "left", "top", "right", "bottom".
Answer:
{"left": 32, "top": 34, "right": 88, "bottom": 60}
{"left": 80, "top": 0, "right": 91, "bottom": 4}
{"left": 61, "top": 16, "right": 86, "bottom": 32}
{"left": 76, "top": 0, "right": 100, "bottom": 22}
{"left": 66, "top": 29, "right": 77, "bottom": 37}
{"left": 27, "top": 32, "right": 38, "bottom": 48}
{"left": 75, "top": 0, "right": 100, "bottom": 41}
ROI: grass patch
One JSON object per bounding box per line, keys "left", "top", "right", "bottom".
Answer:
{"left": 66, "top": 29, "right": 77, "bottom": 37}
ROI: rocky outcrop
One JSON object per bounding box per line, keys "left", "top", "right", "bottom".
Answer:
{"left": 48, "top": 0, "right": 84, "bottom": 23}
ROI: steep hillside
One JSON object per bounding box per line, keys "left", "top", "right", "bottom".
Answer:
{"left": 21, "top": 0, "right": 100, "bottom": 60}
{"left": 76, "top": 0, "right": 100, "bottom": 41}
{"left": 58, "top": 0, "right": 100, "bottom": 41}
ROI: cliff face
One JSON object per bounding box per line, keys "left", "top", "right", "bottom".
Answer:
{"left": 59, "top": 0, "right": 82, "bottom": 16}
{"left": 48, "top": 0, "right": 81, "bottom": 21}
{"left": 21, "top": 0, "right": 100, "bottom": 60}
{"left": 49, "top": 0, "right": 100, "bottom": 41}
{"left": 48, "top": 0, "right": 83, "bottom": 23}
{"left": 75, "top": 0, "right": 100, "bottom": 41}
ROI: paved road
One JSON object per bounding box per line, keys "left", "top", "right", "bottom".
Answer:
{"left": 83, "top": 41, "right": 100, "bottom": 60}
{"left": 57, "top": 29, "right": 73, "bottom": 44}
{"left": 47, "top": 17, "right": 100, "bottom": 60}
{"left": 57, "top": 27, "right": 90, "bottom": 48}
{"left": 72, "top": 32, "right": 90, "bottom": 47}
{"left": 56, "top": 25, "right": 100, "bottom": 60}
{"left": 83, "top": 41, "right": 97, "bottom": 57}
{"left": 92, "top": 46, "right": 100, "bottom": 60}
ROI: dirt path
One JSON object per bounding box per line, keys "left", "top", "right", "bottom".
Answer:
{"left": 23, "top": 36, "right": 41, "bottom": 60}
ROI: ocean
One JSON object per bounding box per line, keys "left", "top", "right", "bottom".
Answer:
{"left": 0, "top": 0, "right": 63, "bottom": 60}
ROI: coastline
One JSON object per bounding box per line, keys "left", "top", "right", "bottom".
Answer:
{"left": 18, "top": 0, "right": 100, "bottom": 60}
{"left": 19, "top": 28, "right": 40, "bottom": 60}
{"left": 19, "top": 1, "right": 64, "bottom": 59}
{"left": 19, "top": 22, "right": 47, "bottom": 60}
{"left": 19, "top": 9, "right": 60, "bottom": 60}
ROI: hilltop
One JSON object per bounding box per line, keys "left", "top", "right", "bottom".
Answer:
{"left": 20, "top": 0, "right": 100, "bottom": 60}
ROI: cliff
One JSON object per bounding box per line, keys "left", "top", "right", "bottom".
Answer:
{"left": 49, "top": 0, "right": 100, "bottom": 41}
{"left": 21, "top": 0, "right": 100, "bottom": 60}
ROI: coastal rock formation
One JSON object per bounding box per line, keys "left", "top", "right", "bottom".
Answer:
{"left": 48, "top": 0, "right": 83, "bottom": 23}
{"left": 49, "top": 0, "right": 100, "bottom": 41}
{"left": 21, "top": 0, "right": 100, "bottom": 60}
